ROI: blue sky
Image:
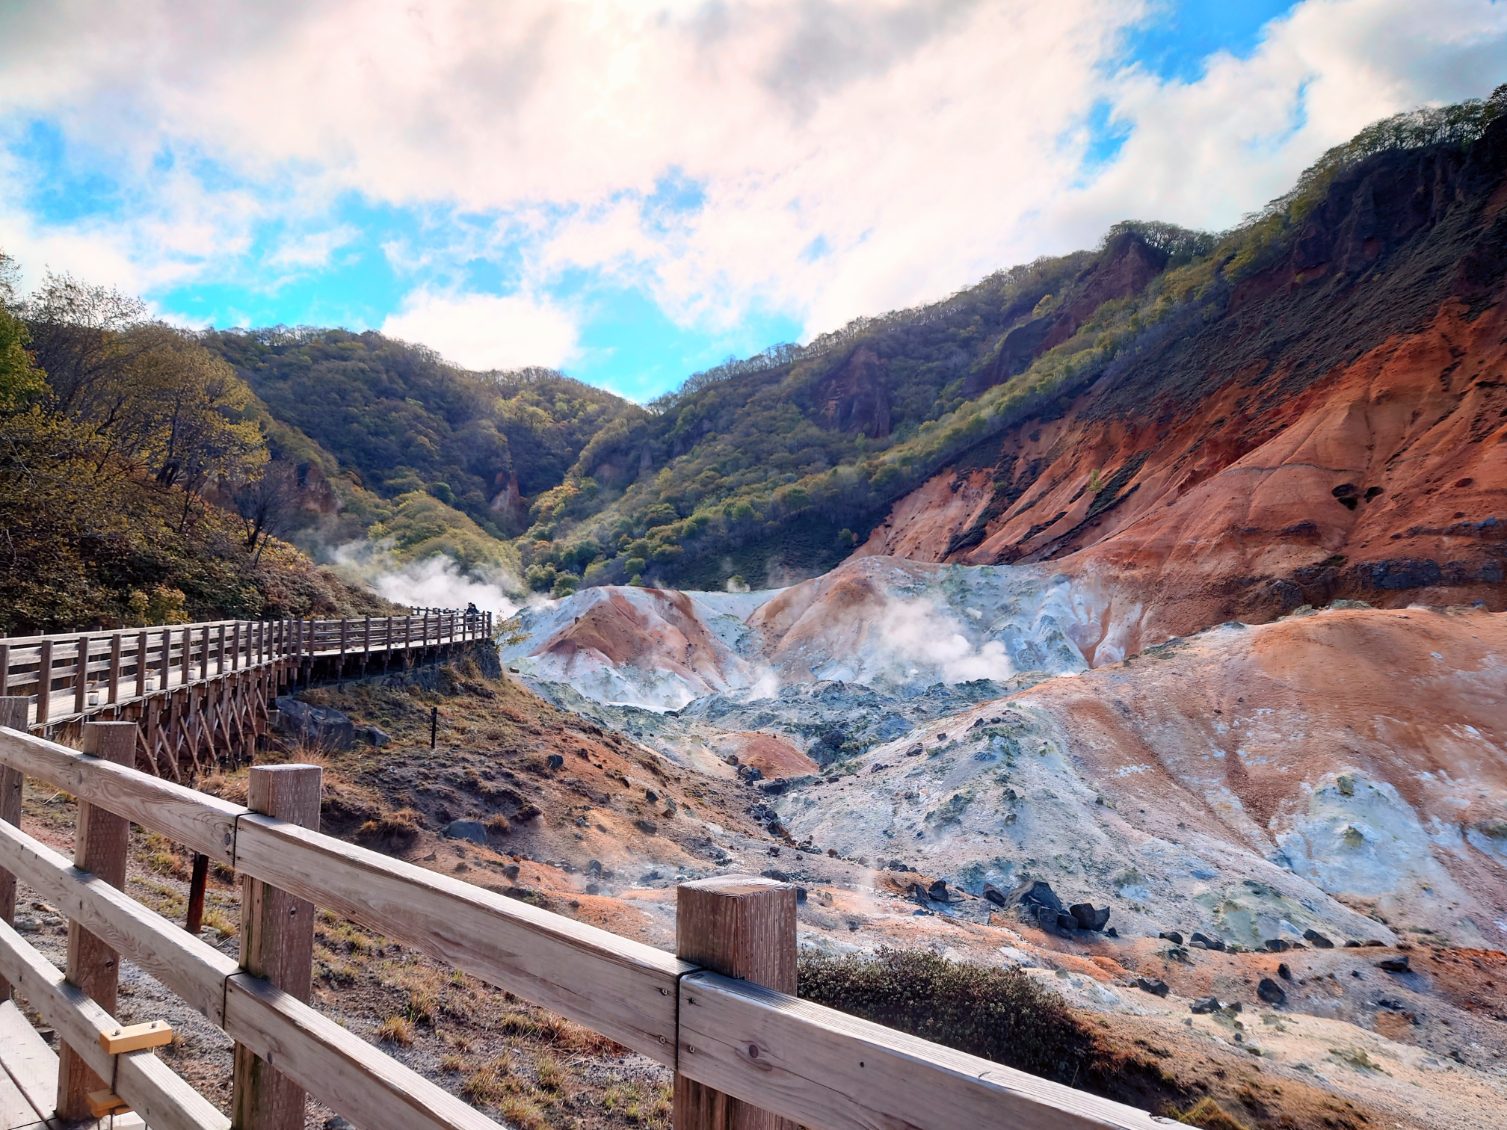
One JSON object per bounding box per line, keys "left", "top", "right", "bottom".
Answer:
{"left": 1, "top": 0, "right": 1503, "bottom": 402}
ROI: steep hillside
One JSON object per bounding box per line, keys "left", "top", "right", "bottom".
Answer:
{"left": 204, "top": 328, "right": 641, "bottom": 548}
{"left": 520, "top": 88, "right": 1507, "bottom": 612}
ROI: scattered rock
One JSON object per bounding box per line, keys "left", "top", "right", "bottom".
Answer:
{"left": 1069, "top": 903, "right": 1111, "bottom": 932}
{"left": 904, "top": 744, "right": 924, "bottom": 757}
{"left": 546, "top": 753, "right": 565, "bottom": 770}
{"left": 1189, "top": 932, "right": 1226, "bottom": 951}
{"left": 1191, "top": 997, "right": 1222, "bottom": 1014}
{"left": 927, "top": 879, "right": 951, "bottom": 902}
{"left": 442, "top": 819, "right": 487, "bottom": 844}
{"left": 1278, "top": 963, "right": 1293, "bottom": 982}
{"left": 981, "top": 883, "right": 1007, "bottom": 907}
{"left": 634, "top": 818, "right": 659, "bottom": 835}
{"left": 1303, "top": 928, "right": 1334, "bottom": 949}
{"left": 1379, "top": 955, "right": 1411, "bottom": 974}
{"left": 1258, "top": 978, "right": 1287, "bottom": 1006}
{"left": 737, "top": 764, "right": 764, "bottom": 783}
{"left": 272, "top": 696, "right": 354, "bottom": 751}
{"left": 1158, "top": 930, "right": 1184, "bottom": 945}
{"left": 644, "top": 789, "right": 659, "bottom": 803}
{"left": 359, "top": 725, "right": 391, "bottom": 748}
{"left": 1105, "top": 925, "right": 1119, "bottom": 938}
{"left": 1135, "top": 978, "right": 1169, "bottom": 997}
{"left": 1264, "top": 938, "right": 1291, "bottom": 953}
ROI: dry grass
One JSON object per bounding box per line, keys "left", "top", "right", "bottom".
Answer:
{"left": 376, "top": 1015, "right": 415, "bottom": 1046}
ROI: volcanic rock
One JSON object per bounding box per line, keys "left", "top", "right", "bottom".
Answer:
{"left": 1134, "top": 978, "right": 1169, "bottom": 998}
{"left": 1379, "top": 955, "right": 1412, "bottom": 973}
{"left": 442, "top": 820, "right": 487, "bottom": 844}
{"left": 1258, "top": 978, "right": 1287, "bottom": 1006}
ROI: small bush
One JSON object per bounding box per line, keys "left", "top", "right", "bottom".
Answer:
{"left": 376, "top": 1016, "right": 414, "bottom": 1046}
{"left": 1175, "top": 1098, "right": 1252, "bottom": 1129}
{"left": 356, "top": 807, "right": 423, "bottom": 850}
{"left": 798, "top": 947, "right": 1094, "bottom": 1084}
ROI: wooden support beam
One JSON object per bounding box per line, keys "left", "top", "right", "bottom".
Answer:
{"left": 73, "top": 638, "right": 88, "bottom": 716}
{"left": 674, "top": 875, "right": 798, "bottom": 1130}
{"left": 36, "top": 641, "right": 51, "bottom": 726}
{"left": 233, "top": 764, "right": 321, "bottom": 1130}
{"left": 135, "top": 630, "right": 148, "bottom": 698}
{"left": 108, "top": 635, "right": 122, "bottom": 705}
{"left": 0, "top": 697, "right": 27, "bottom": 1002}
{"left": 57, "top": 720, "right": 136, "bottom": 1121}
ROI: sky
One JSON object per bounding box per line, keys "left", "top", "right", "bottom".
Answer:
{"left": 0, "top": 1, "right": 1503, "bottom": 402}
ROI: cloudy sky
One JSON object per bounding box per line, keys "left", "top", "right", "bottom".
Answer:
{"left": 1, "top": 0, "right": 1503, "bottom": 399}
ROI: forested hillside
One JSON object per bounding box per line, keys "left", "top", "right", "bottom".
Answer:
{"left": 0, "top": 262, "right": 386, "bottom": 633}
{"left": 206, "top": 329, "right": 638, "bottom": 538}
{"left": 513, "top": 86, "right": 1507, "bottom": 595}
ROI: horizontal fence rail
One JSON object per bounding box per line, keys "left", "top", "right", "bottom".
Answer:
{"left": 0, "top": 722, "right": 1168, "bottom": 1130}
{"left": 0, "top": 608, "right": 495, "bottom": 731}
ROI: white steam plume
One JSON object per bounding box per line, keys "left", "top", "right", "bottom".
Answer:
{"left": 331, "top": 543, "right": 521, "bottom": 619}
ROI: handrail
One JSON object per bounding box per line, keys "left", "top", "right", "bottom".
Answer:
{"left": 0, "top": 607, "right": 495, "bottom": 735}
{"left": 0, "top": 723, "right": 1166, "bottom": 1130}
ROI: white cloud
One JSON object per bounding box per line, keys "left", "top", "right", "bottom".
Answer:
{"left": 267, "top": 224, "right": 358, "bottom": 269}
{"left": 380, "top": 287, "right": 580, "bottom": 371}
{"left": 0, "top": 0, "right": 1504, "bottom": 354}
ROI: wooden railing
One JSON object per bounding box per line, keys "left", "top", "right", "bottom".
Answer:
{"left": 0, "top": 714, "right": 1164, "bottom": 1130}
{"left": 0, "top": 608, "right": 495, "bottom": 731}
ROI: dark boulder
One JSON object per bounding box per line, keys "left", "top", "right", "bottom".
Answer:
{"left": 442, "top": 819, "right": 488, "bottom": 844}
{"left": 927, "top": 879, "right": 951, "bottom": 902}
{"left": 1189, "top": 932, "right": 1226, "bottom": 951}
{"left": 546, "top": 754, "right": 565, "bottom": 770}
{"left": 1379, "top": 955, "right": 1411, "bottom": 973}
{"left": 1158, "top": 930, "right": 1184, "bottom": 945}
{"left": 1069, "top": 903, "right": 1111, "bottom": 932}
{"left": 982, "top": 884, "right": 1007, "bottom": 907}
{"left": 1303, "top": 928, "right": 1335, "bottom": 949}
{"left": 1278, "top": 963, "right": 1293, "bottom": 982}
{"left": 1191, "top": 997, "right": 1222, "bottom": 1015}
{"left": 272, "top": 696, "right": 354, "bottom": 751}
{"left": 359, "top": 726, "right": 391, "bottom": 748}
{"left": 1258, "top": 978, "right": 1287, "bottom": 1006}
{"left": 1264, "top": 938, "right": 1291, "bottom": 953}
{"left": 1134, "top": 978, "right": 1169, "bottom": 998}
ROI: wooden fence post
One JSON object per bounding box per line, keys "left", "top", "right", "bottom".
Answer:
{"left": 674, "top": 876, "right": 798, "bottom": 1130}
{"left": 232, "top": 763, "right": 322, "bottom": 1130}
{"left": 56, "top": 720, "right": 136, "bottom": 1120}
{"left": 0, "top": 697, "right": 29, "bottom": 1002}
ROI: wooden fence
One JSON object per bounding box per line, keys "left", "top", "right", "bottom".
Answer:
{"left": 0, "top": 609, "right": 494, "bottom": 777}
{"left": 0, "top": 713, "right": 1167, "bottom": 1130}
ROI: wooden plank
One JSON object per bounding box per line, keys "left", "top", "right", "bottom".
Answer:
{"left": 0, "top": 918, "right": 230, "bottom": 1130}
{"left": 224, "top": 976, "right": 502, "bottom": 1130}
{"left": 0, "top": 817, "right": 238, "bottom": 1024}
{"left": 233, "top": 816, "right": 685, "bottom": 1062}
{"left": 674, "top": 876, "right": 797, "bottom": 1130}
{"left": 33, "top": 644, "right": 50, "bottom": 727}
{"left": 0, "top": 727, "right": 240, "bottom": 862}
{"left": 0, "top": 999, "right": 55, "bottom": 1121}
{"left": 134, "top": 631, "right": 148, "bottom": 698}
{"left": 58, "top": 722, "right": 136, "bottom": 1121}
{"left": 107, "top": 636, "right": 122, "bottom": 705}
{"left": 0, "top": 645, "right": 9, "bottom": 699}
{"left": 233, "top": 766, "right": 321, "bottom": 1130}
{"left": 0, "top": 1063, "right": 35, "bottom": 1129}
{"left": 0, "top": 700, "right": 26, "bottom": 1003}
{"left": 72, "top": 640, "right": 88, "bottom": 717}
{"left": 678, "top": 974, "right": 1166, "bottom": 1130}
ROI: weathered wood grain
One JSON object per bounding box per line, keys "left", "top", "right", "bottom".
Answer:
{"left": 224, "top": 976, "right": 504, "bottom": 1130}
{"left": 674, "top": 876, "right": 798, "bottom": 1130}
{"left": 678, "top": 973, "right": 1170, "bottom": 1130}
{"left": 0, "top": 918, "right": 230, "bottom": 1130}
{"left": 58, "top": 722, "right": 136, "bottom": 1121}
{"left": 233, "top": 765, "right": 321, "bottom": 1130}
{"left": 233, "top": 816, "right": 687, "bottom": 1062}
{"left": 0, "top": 817, "right": 237, "bottom": 1024}
{"left": 0, "top": 726, "right": 241, "bottom": 862}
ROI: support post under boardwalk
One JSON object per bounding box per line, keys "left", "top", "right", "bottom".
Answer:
{"left": 56, "top": 720, "right": 135, "bottom": 1121}
{"left": 232, "top": 763, "right": 321, "bottom": 1130}
{"left": 674, "top": 875, "right": 798, "bottom": 1130}
{"left": 0, "top": 697, "right": 29, "bottom": 1002}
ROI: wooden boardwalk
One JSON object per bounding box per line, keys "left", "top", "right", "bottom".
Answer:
{"left": 0, "top": 610, "right": 492, "bottom": 778}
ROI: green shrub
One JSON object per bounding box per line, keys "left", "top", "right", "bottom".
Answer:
{"left": 798, "top": 947, "right": 1093, "bottom": 1084}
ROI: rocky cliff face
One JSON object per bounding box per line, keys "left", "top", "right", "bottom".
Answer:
{"left": 859, "top": 117, "right": 1507, "bottom": 647}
